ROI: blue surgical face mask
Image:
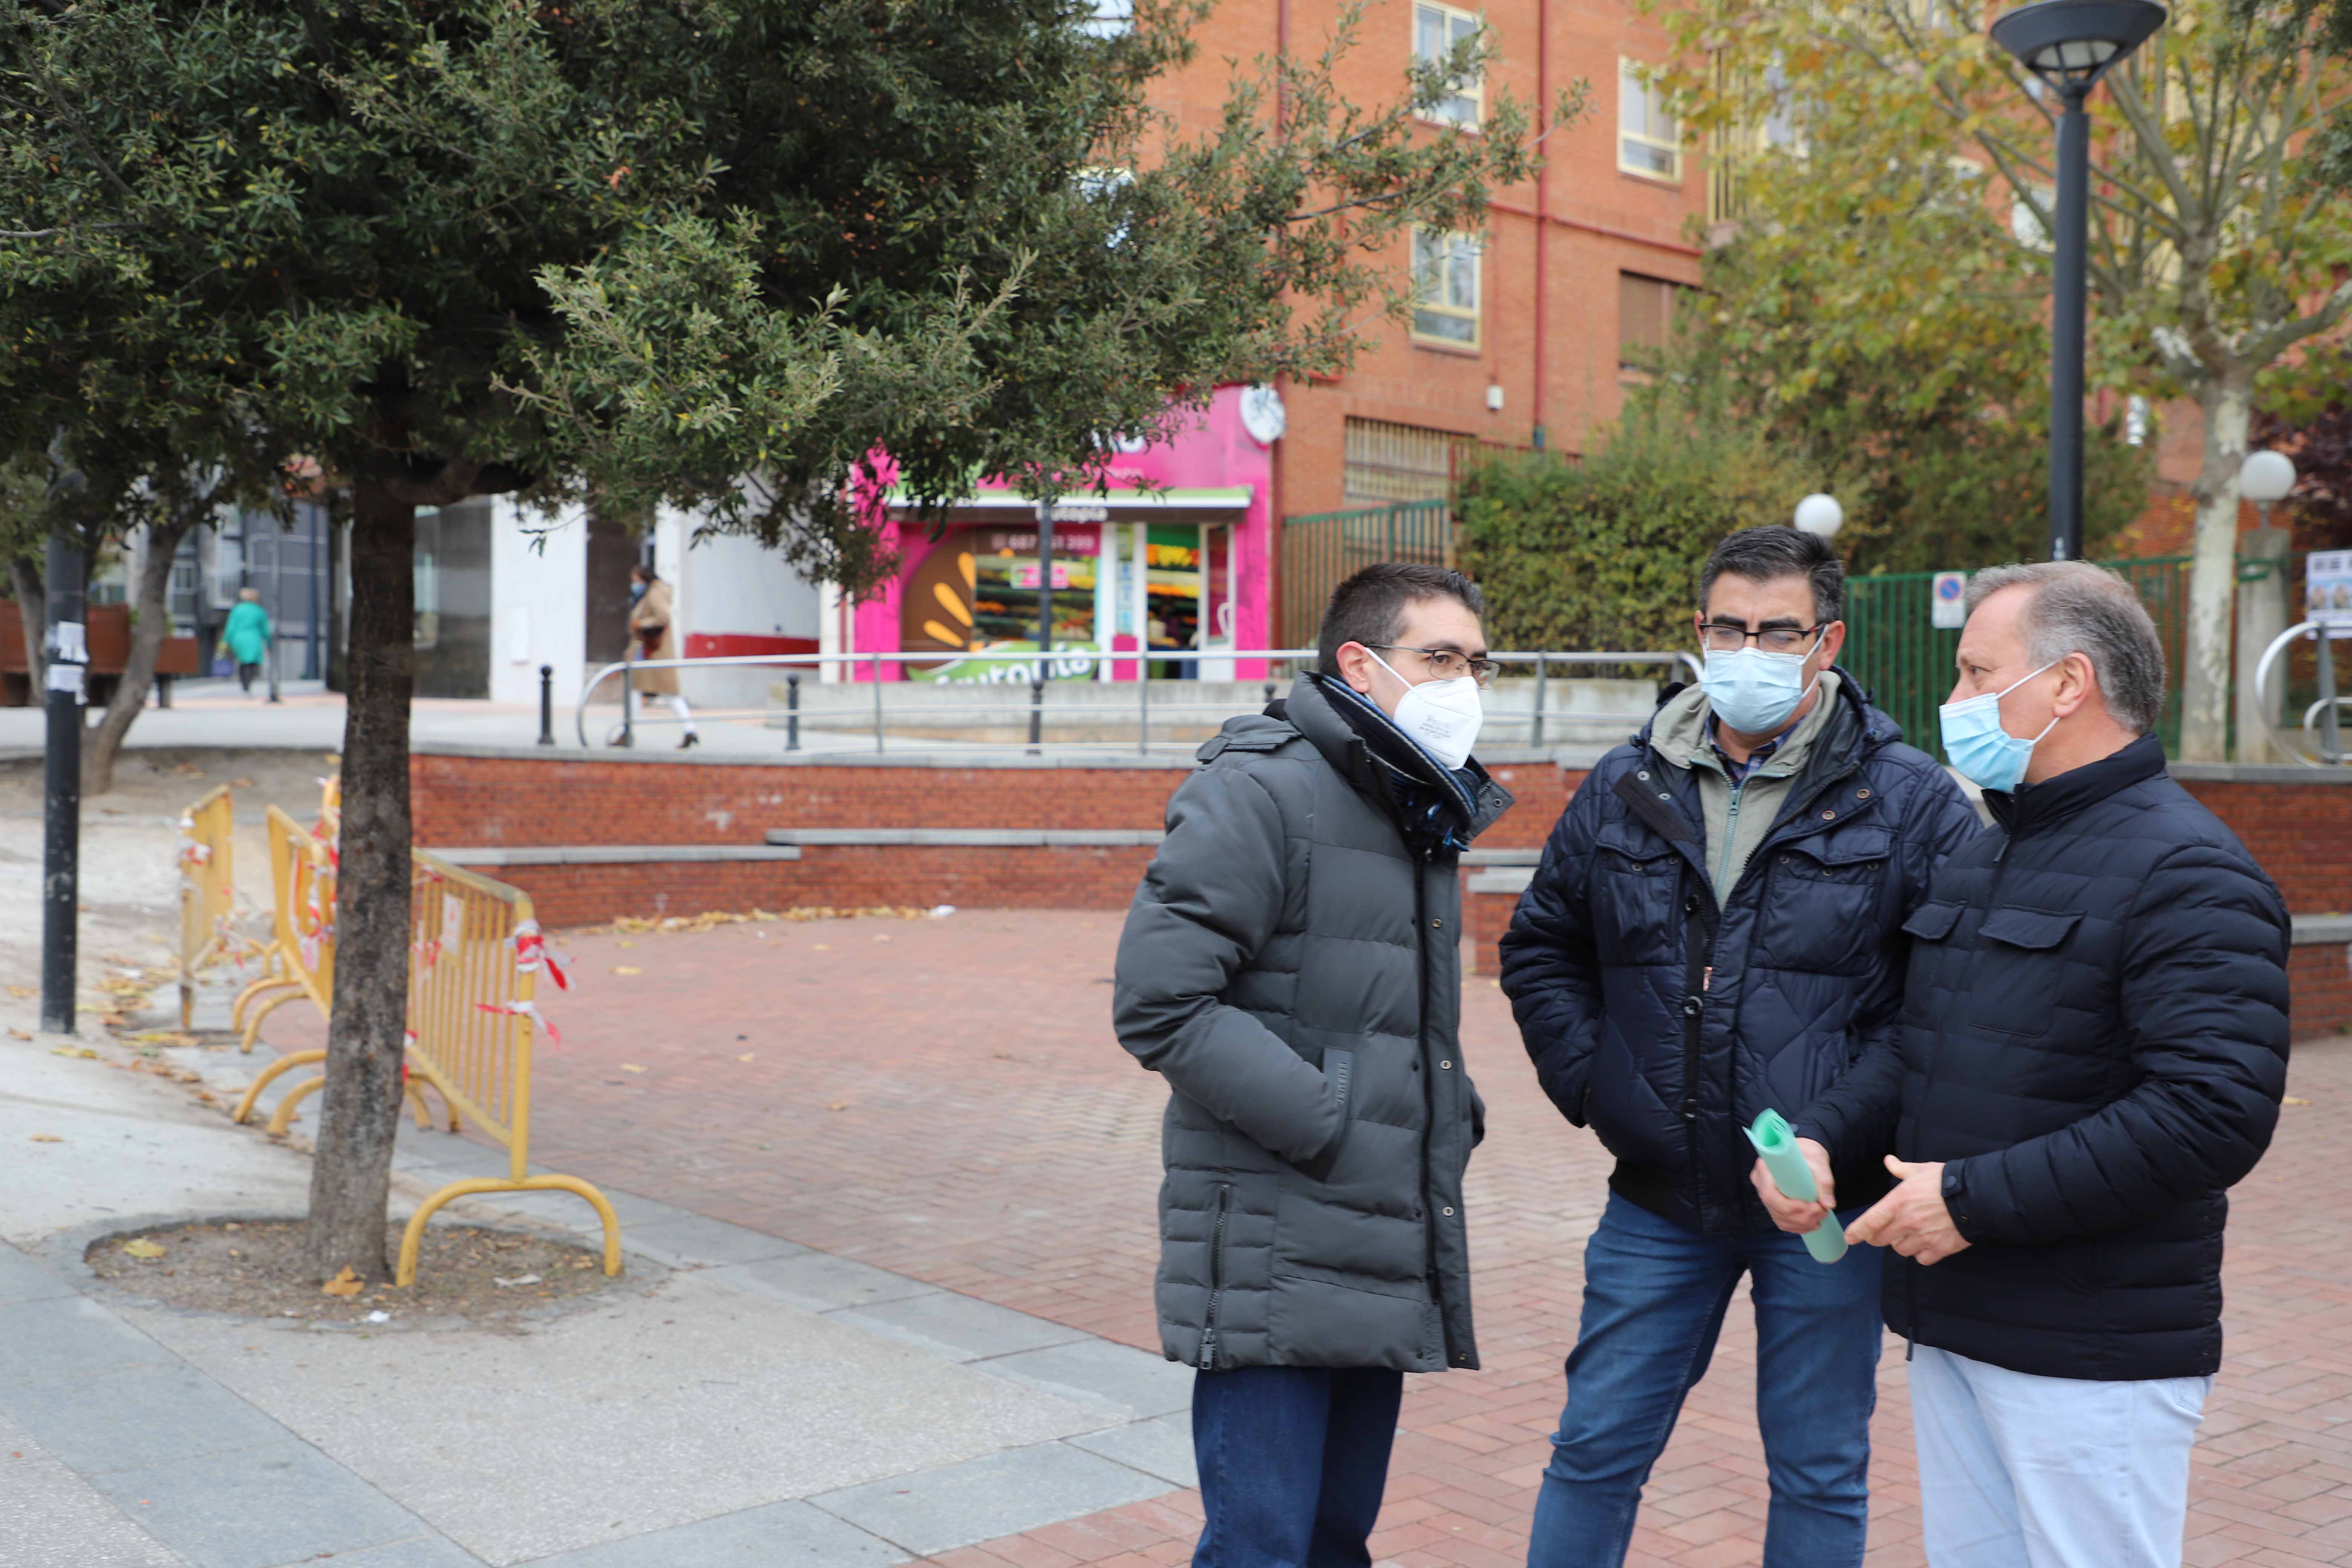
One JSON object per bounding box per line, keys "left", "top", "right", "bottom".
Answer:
{"left": 1938, "top": 660, "right": 2060, "bottom": 793}
{"left": 1701, "top": 647, "right": 1819, "bottom": 737}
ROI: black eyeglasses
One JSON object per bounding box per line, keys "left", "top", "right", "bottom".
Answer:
{"left": 1369, "top": 645, "right": 1499, "bottom": 687}
{"left": 1698, "top": 621, "right": 1827, "bottom": 656}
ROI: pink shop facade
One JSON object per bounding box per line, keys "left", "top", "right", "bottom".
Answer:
{"left": 821, "top": 386, "right": 1282, "bottom": 682}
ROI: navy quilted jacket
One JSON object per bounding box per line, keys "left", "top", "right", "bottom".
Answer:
{"left": 1499, "top": 674, "right": 1981, "bottom": 1235}
{"left": 1801, "top": 734, "right": 2290, "bottom": 1381}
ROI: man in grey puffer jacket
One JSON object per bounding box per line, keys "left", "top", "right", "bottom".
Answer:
{"left": 1115, "top": 562, "right": 1511, "bottom": 1566}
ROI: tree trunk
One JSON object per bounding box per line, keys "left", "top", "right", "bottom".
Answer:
{"left": 2180, "top": 370, "right": 2254, "bottom": 763}
{"left": 9, "top": 554, "right": 44, "bottom": 692}
{"left": 83, "top": 515, "right": 196, "bottom": 796}
{"left": 302, "top": 475, "right": 415, "bottom": 1283}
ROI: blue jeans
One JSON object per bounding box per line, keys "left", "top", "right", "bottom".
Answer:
{"left": 1192, "top": 1365, "right": 1403, "bottom": 1568}
{"left": 1527, "top": 1192, "right": 1885, "bottom": 1568}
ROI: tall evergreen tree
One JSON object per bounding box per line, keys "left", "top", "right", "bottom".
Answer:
{"left": 2, "top": 0, "right": 1562, "bottom": 1279}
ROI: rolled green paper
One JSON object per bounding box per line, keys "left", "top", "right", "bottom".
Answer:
{"left": 1747, "top": 1109, "right": 1848, "bottom": 1264}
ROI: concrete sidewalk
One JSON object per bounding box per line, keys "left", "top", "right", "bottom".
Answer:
{"left": 0, "top": 684, "right": 865, "bottom": 762}
{"left": 0, "top": 990, "right": 1197, "bottom": 1568}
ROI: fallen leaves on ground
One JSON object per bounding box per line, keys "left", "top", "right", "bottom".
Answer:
{"left": 4, "top": 986, "right": 33, "bottom": 999}
{"left": 737, "top": 1053, "right": 755, "bottom": 1063}
{"left": 51, "top": 1046, "right": 98, "bottom": 1060}
{"left": 122, "top": 1239, "right": 165, "bottom": 1259}
{"left": 619, "top": 1064, "right": 647, "bottom": 1073}
{"left": 612, "top": 966, "right": 642, "bottom": 975}
{"left": 583, "top": 905, "right": 934, "bottom": 936}
{"left": 29, "top": 1134, "right": 61, "bottom": 1144}
{"left": 320, "top": 1268, "right": 364, "bottom": 1298}
{"left": 6, "top": 1029, "right": 28, "bottom": 1041}
{"left": 2286, "top": 1095, "right": 2314, "bottom": 1106}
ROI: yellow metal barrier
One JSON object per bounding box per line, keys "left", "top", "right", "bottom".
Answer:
{"left": 176, "top": 787, "right": 240, "bottom": 1030}
{"left": 230, "top": 807, "right": 446, "bottom": 1134}
{"left": 395, "top": 851, "right": 619, "bottom": 1287}
{"left": 229, "top": 806, "right": 335, "bottom": 1054}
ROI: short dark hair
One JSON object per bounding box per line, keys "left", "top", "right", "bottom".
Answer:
{"left": 1316, "top": 562, "right": 1485, "bottom": 675}
{"left": 1698, "top": 526, "right": 1843, "bottom": 624}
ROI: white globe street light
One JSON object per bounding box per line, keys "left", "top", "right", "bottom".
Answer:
{"left": 1793, "top": 493, "right": 1844, "bottom": 540}
{"left": 2240, "top": 449, "right": 2297, "bottom": 508}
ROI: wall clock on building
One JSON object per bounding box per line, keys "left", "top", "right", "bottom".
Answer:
{"left": 1240, "top": 383, "right": 1286, "bottom": 446}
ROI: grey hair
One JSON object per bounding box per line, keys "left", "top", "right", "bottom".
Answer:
{"left": 1964, "top": 561, "right": 2165, "bottom": 735}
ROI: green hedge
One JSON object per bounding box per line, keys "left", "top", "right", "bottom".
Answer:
{"left": 1455, "top": 405, "right": 1822, "bottom": 657}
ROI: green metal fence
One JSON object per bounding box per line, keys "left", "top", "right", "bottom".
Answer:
{"left": 1844, "top": 557, "right": 2194, "bottom": 761}
{"left": 1280, "top": 501, "right": 1453, "bottom": 649}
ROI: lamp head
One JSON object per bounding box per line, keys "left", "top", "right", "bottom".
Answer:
{"left": 1793, "top": 493, "right": 1844, "bottom": 539}
{"left": 1990, "top": 0, "right": 2167, "bottom": 94}
{"left": 2240, "top": 449, "right": 2297, "bottom": 505}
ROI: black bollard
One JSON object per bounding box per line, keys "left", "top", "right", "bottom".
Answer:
{"left": 537, "top": 664, "right": 555, "bottom": 746}
{"left": 785, "top": 674, "right": 801, "bottom": 752}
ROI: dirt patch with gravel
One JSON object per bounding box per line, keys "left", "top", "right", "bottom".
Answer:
{"left": 85, "top": 1219, "right": 629, "bottom": 1327}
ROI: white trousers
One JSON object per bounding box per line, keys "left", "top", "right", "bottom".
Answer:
{"left": 1910, "top": 1344, "right": 2210, "bottom": 1568}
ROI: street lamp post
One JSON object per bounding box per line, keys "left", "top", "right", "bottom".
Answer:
{"left": 1991, "top": 0, "right": 2167, "bottom": 562}
{"left": 2240, "top": 450, "right": 2337, "bottom": 762}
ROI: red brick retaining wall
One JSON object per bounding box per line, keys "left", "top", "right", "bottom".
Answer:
{"left": 409, "top": 750, "right": 1583, "bottom": 925}
{"left": 411, "top": 750, "right": 1583, "bottom": 853}
{"left": 2291, "top": 943, "right": 2352, "bottom": 1041}
{"left": 2178, "top": 780, "right": 2352, "bottom": 916}
{"left": 412, "top": 754, "right": 2346, "bottom": 1040}
{"left": 493, "top": 844, "right": 1164, "bottom": 928}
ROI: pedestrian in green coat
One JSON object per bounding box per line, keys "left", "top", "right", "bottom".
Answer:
{"left": 219, "top": 588, "right": 271, "bottom": 694}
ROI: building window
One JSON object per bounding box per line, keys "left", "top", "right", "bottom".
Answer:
{"left": 1343, "top": 418, "right": 1480, "bottom": 505}
{"left": 1411, "top": 227, "right": 1481, "bottom": 347}
{"left": 1618, "top": 272, "right": 1687, "bottom": 368}
{"left": 1415, "top": 2, "right": 1483, "bottom": 127}
{"left": 1619, "top": 60, "right": 1681, "bottom": 181}
{"left": 1080, "top": 0, "right": 1132, "bottom": 37}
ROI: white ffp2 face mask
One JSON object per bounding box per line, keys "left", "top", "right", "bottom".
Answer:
{"left": 1367, "top": 650, "right": 1482, "bottom": 770}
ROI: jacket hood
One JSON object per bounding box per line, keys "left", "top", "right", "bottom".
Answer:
{"left": 1202, "top": 675, "right": 1510, "bottom": 846}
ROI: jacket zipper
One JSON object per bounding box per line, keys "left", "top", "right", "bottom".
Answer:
{"left": 1680, "top": 879, "right": 1717, "bottom": 1228}
{"left": 1715, "top": 777, "right": 1746, "bottom": 893}
{"left": 1903, "top": 823, "right": 2009, "bottom": 1361}
{"left": 1414, "top": 859, "right": 1445, "bottom": 1362}
{"left": 1198, "top": 1182, "right": 1233, "bottom": 1370}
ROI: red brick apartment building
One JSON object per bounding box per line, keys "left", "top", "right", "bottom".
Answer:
{"left": 835, "top": 0, "right": 1711, "bottom": 669}
{"left": 1143, "top": 0, "right": 1710, "bottom": 514}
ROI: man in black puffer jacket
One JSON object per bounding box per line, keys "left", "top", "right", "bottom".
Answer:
{"left": 1762, "top": 562, "right": 2290, "bottom": 1568}
{"left": 1501, "top": 527, "right": 1981, "bottom": 1568}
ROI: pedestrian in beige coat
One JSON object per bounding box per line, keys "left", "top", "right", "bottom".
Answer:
{"left": 628, "top": 565, "right": 699, "bottom": 749}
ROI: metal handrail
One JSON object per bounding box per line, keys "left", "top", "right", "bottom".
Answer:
{"left": 2252, "top": 621, "right": 2348, "bottom": 766}
{"left": 576, "top": 647, "right": 1703, "bottom": 755}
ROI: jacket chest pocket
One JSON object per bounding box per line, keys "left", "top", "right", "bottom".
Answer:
{"left": 1965, "top": 907, "right": 2085, "bottom": 1038}
{"left": 1591, "top": 843, "right": 1687, "bottom": 967}
{"left": 1756, "top": 839, "right": 1891, "bottom": 975}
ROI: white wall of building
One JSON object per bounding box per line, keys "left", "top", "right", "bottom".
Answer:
{"left": 488, "top": 499, "right": 589, "bottom": 709}
{"left": 656, "top": 507, "right": 823, "bottom": 709}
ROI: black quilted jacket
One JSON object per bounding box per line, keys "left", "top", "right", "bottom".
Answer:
{"left": 1802, "top": 734, "right": 2291, "bottom": 1381}
{"left": 1500, "top": 674, "right": 1981, "bottom": 1236}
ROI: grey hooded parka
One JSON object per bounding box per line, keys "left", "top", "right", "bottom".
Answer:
{"left": 1113, "top": 673, "right": 1511, "bottom": 1373}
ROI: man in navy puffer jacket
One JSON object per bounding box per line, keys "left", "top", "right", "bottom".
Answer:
{"left": 1762, "top": 562, "right": 2289, "bottom": 1568}
{"left": 1501, "top": 527, "right": 1981, "bottom": 1568}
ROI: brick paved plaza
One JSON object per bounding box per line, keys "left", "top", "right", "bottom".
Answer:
{"left": 265, "top": 908, "right": 2352, "bottom": 1567}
